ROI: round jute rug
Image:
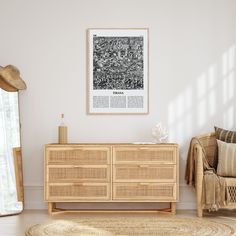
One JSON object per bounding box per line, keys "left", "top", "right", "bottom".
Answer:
{"left": 26, "top": 216, "right": 235, "bottom": 236}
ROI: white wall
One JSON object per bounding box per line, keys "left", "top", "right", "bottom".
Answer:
{"left": 1, "top": 0, "right": 236, "bottom": 210}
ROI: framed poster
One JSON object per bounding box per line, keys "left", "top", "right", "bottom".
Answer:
{"left": 87, "top": 28, "right": 149, "bottom": 114}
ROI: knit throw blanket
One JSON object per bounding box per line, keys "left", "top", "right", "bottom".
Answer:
{"left": 185, "top": 137, "right": 227, "bottom": 211}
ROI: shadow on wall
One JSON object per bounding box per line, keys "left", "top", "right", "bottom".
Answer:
{"left": 168, "top": 44, "right": 235, "bottom": 145}
{"left": 167, "top": 45, "right": 236, "bottom": 185}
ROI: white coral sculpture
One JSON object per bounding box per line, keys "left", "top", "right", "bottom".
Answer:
{"left": 152, "top": 123, "right": 168, "bottom": 143}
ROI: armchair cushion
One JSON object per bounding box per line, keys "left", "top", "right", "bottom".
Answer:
{"left": 213, "top": 127, "right": 236, "bottom": 169}
{"left": 217, "top": 140, "right": 236, "bottom": 177}
{"left": 215, "top": 126, "right": 236, "bottom": 143}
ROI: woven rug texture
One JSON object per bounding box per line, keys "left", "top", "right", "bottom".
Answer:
{"left": 26, "top": 216, "right": 236, "bottom": 236}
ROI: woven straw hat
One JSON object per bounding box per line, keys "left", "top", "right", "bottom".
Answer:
{"left": 0, "top": 65, "right": 26, "bottom": 92}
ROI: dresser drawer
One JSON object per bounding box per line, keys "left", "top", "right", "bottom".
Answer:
{"left": 47, "top": 165, "right": 110, "bottom": 183}
{"left": 113, "top": 183, "right": 176, "bottom": 201}
{"left": 113, "top": 146, "right": 177, "bottom": 164}
{"left": 45, "top": 146, "right": 111, "bottom": 165}
{"left": 46, "top": 183, "right": 110, "bottom": 201}
{"left": 113, "top": 164, "right": 176, "bottom": 182}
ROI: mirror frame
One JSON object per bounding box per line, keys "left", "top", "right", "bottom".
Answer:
{"left": 0, "top": 91, "right": 24, "bottom": 217}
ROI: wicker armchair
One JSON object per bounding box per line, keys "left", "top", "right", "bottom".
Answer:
{"left": 194, "top": 132, "right": 236, "bottom": 217}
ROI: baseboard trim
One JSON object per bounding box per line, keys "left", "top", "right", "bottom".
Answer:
{"left": 177, "top": 202, "right": 196, "bottom": 209}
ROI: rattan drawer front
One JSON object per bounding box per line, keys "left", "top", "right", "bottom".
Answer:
{"left": 113, "top": 183, "right": 176, "bottom": 200}
{"left": 46, "top": 146, "right": 110, "bottom": 165}
{"left": 113, "top": 165, "right": 176, "bottom": 182}
{"left": 47, "top": 165, "right": 110, "bottom": 183}
{"left": 46, "top": 183, "right": 110, "bottom": 200}
{"left": 113, "top": 146, "right": 177, "bottom": 164}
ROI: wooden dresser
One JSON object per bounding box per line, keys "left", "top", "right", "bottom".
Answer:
{"left": 44, "top": 143, "right": 179, "bottom": 214}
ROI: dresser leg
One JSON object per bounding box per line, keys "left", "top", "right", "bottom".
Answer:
{"left": 48, "top": 202, "right": 55, "bottom": 215}
{"left": 171, "top": 202, "right": 176, "bottom": 214}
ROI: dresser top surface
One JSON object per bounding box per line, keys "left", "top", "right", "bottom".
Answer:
{"left": 45, "top": 143, "right": 179, "bottom": 147}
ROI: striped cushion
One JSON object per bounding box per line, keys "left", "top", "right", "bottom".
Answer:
{"left": 214, "top": 127, "right": 236, "bottom": 170}
{"left": 217, "top": 139, "right": 236, "bottom": 177}
{"left": 215, "top": 126, "right": 236, "bottom": 143}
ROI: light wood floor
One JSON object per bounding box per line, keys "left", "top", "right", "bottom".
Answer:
{"left": 1, "top": 209, "right": 236, "bottom": 236}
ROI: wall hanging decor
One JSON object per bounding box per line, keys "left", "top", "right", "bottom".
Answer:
{"left": 87, "top": 28, "right": 149, "bottom": 114}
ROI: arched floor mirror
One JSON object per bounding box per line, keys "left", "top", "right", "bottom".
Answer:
{"left": 0, "top": 65, "right": 26, "bottom": 216}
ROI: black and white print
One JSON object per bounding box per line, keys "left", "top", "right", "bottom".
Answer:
{"left": 88, "top": 29, "right": 148, "bottom": 114}
{"left": 93, "top": 36, "right": 144, "bottom": 90}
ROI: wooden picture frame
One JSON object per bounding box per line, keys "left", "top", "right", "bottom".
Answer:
{"left": 87, "top": 28, "right": 149, "bottom": 114}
